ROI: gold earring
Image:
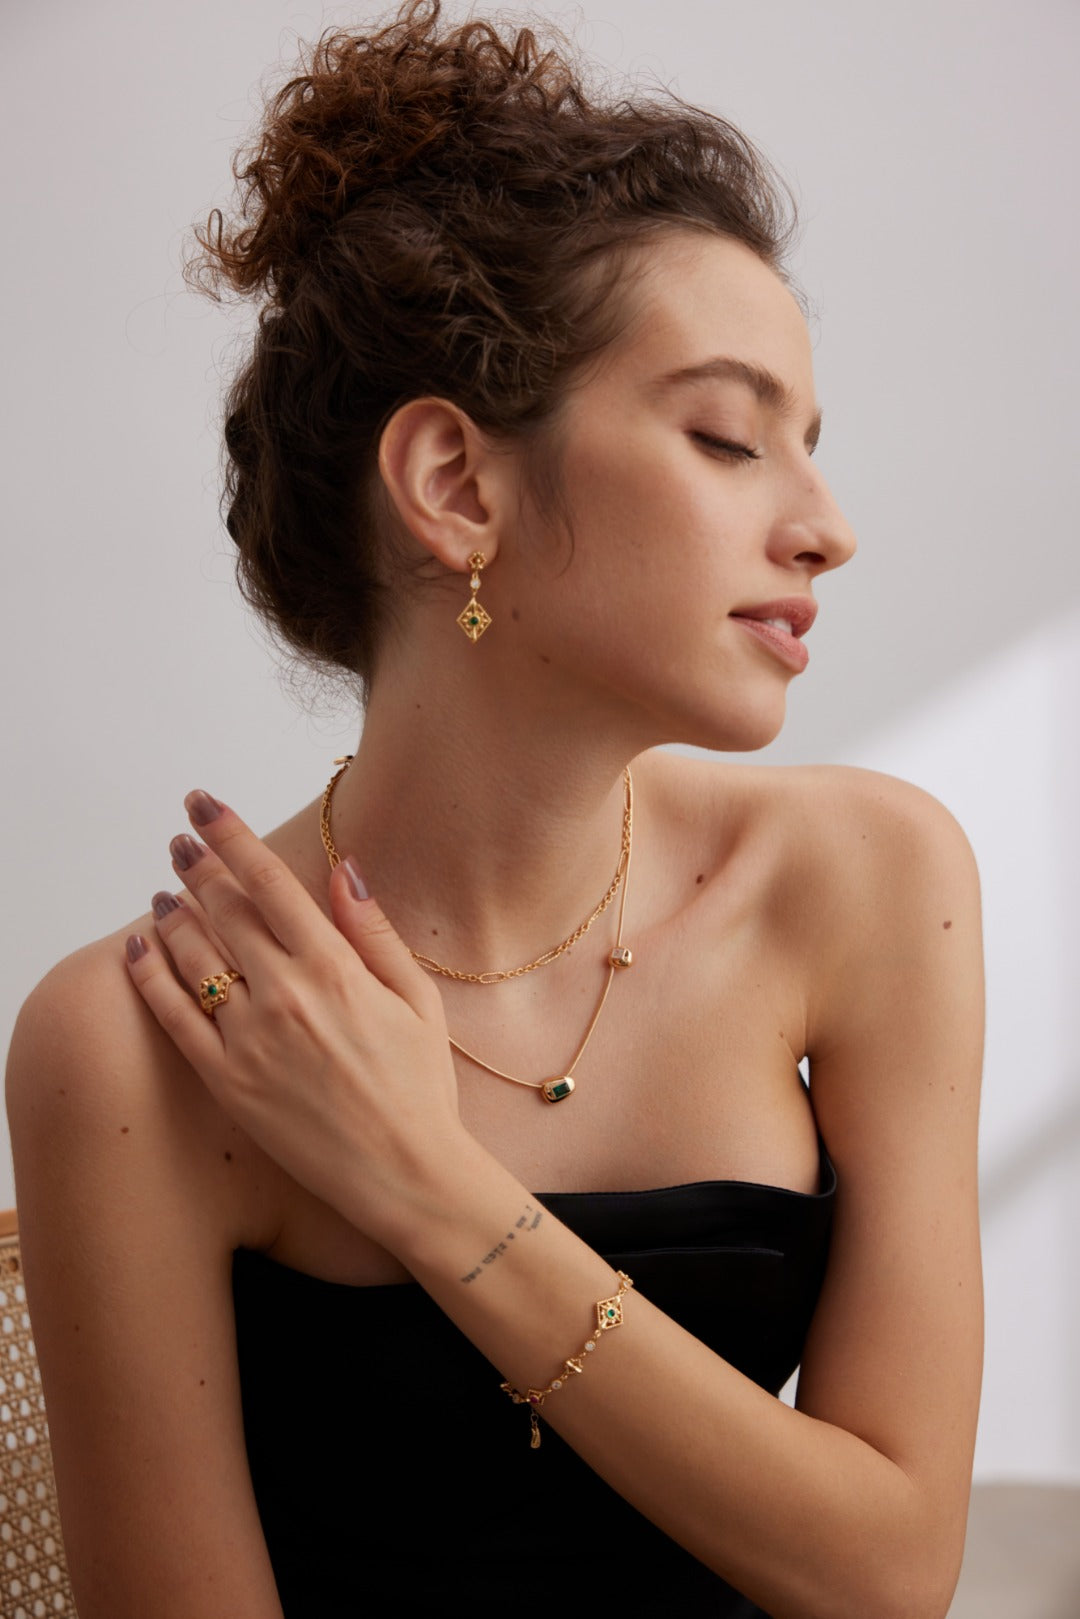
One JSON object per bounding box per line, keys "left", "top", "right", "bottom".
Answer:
{"left": 457, "top": 550, "right": 492, "bottom": 642}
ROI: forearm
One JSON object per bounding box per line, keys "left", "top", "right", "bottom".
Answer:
{"left": 375, "top": 1135, "right": 937, "bottom": 1619}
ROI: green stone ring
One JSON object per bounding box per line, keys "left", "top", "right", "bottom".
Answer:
{"left": 198, "top": 969, "right": 243, "bottom": 1017}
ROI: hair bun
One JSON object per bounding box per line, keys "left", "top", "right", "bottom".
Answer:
{"left": 193, "top": 0, "right": 575, "bottom": 305}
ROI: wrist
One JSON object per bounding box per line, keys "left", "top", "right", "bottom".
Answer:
{"left": 354, "top": 1126, "right": 515, "bottom": 1267}
{"left": 390, "top": 1138, "right": 539, "bottom": 1281}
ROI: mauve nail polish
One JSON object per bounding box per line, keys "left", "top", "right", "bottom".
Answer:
{"left": 126, "top": 936, "right": 148, "bottom": 963}
{"left": 186, "top": 790, "right": 223, "bottom": 826}
{"left": 170, "top": 834, "right": 205, "bottom": 871}
{"left": 152, "top": 891, "right": 182, "bottom": 920}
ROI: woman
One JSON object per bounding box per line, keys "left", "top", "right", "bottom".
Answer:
{"left": 5, "top": 3, "right": 983, "bottom": 1615}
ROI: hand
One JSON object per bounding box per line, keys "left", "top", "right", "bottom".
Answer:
{"left": 124, "top": 790, "right": 462, "bottom": 1243}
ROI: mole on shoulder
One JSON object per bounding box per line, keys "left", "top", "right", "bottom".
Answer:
{"left": 695, "top": 873, "right": 704, "bottom": 884}
{"left": 224, "top": 1151, "right": 233, "bottom": 1162}
{"left": 943, "top": 919, "right": 953, "bottom": 929}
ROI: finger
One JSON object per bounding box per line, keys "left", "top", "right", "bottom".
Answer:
{"left": 150, "top": 890, "right": 245, "bottom": 999}
{"left": 124, "top": 933, "right": 232, "bottom": 1077}
{"left": 329, "top": 857, "right": 443, "bottom": 1019}
{"left": 169, "top": 829, "right": 282, "bottom": 975}
{"left": 177, "top": 792, "right": 325, "bottom": 957}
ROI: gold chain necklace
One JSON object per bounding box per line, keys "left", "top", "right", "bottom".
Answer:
{"left": 321, "top": 760, "right": 632, "bottom": 981}
{"left": 319, "top": 758, "right": 635, "bottom": 1103}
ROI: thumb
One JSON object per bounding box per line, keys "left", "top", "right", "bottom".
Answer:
{"left": 329, "top": 856, "right": 437, "bottom": 1015}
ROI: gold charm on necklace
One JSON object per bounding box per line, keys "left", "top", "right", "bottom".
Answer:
{"left": 541, "top": 1076, "right": 576, "bottom": 1104}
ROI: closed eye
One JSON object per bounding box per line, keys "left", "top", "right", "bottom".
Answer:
{"left": 690, "top": 432, "right": 762, "bottom": 463}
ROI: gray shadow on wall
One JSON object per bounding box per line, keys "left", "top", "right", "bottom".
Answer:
{"left": 979, "top": 1091, "right": 1080, "bottom": 1486}
{"left": 978, "top": 1094, "right": 1080, "bottom": 1223}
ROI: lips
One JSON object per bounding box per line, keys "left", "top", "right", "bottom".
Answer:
{"left": 728, "top": 597, "right": 818, "bottom": 638}
{"left": 729, "top": 597, "right": 817, "bottom": 674}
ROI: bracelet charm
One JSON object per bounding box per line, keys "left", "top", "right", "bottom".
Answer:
{"left": 500, "top": 1271, "right": 634, "bottom": 1449}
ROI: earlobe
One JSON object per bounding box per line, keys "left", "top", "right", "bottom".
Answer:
{"left": 377, "top": 398, "right": 499, "bottom": 570}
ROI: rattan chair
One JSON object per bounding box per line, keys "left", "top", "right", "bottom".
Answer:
{"left": 0, "top": 1210, "right": 77, "bottom": 1618}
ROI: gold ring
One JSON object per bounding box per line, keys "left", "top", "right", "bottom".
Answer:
{"left": 198, "top": 970, "right": 243, "bottom": 1016}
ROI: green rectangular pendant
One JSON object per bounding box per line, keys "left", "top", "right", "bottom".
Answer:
{"left": 541, "top": 1077, "right": 575, "bottom": 1104}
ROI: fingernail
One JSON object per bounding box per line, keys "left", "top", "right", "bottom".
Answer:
{"left": 126, "top": 935, "right": 148, "bottom": 963}
{"left": 343, "top": 856, "right": 369, "bottom": 900}
{"left": 185, "top": 790, "right": 223, "bottom": 827}
{"left": 152, "top": 891, "right": 182, "bottom": 920}
{"left": 170, "top": 834, "right": 205, "bottom": 871}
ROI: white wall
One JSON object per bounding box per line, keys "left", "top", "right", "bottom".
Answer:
{"left": 3, "top": 0, "right": 1077, "bottom": 1482}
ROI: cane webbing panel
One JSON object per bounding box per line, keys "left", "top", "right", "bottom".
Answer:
{"left": 0, "top": 1216, "right": 77, "bottom": 1618}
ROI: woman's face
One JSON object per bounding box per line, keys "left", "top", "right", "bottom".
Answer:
{"left": 513, "top": 229, "right": 856, "bottom": 754}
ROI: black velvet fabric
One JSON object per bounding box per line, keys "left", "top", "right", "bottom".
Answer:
{"left": 232, "top": 1144, "right": 835, "bottom": 1616}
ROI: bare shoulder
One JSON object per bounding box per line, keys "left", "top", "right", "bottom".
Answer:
{"left": 753, "top": 764, "right": 983, "bottom": 1037}
{"left": 712, "top": 760, "right": 984, "bottom": 1075}
{"left": 7, "top": 926, "right": 281, "bottom": 1254}
{"left": 644, "top": 747, "right": 984, "bottom": 1117}
{"left": 713, "top": 757, "right": 977, "bottom": 875}
{"left": 773, "top": 761, "right": 979, "bottom": 870}
{"left": 639, "top": 750, "right": 980, "bottom": 915}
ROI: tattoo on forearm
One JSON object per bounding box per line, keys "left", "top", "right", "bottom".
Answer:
{"left": 460, "top": 1203, "right": 543, "bottom": 1283}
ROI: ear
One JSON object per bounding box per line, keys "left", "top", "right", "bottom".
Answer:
{"left": 377, "top": 398, "right": 508, "bottom": 570}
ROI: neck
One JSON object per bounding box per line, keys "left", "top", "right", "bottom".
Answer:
{"left": 323, "top": 652, "right": 655, "bottom": 972}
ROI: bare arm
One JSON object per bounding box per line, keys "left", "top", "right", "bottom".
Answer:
{"left": 5, "top": 941, "right": 286, "bottom": 1619}
{"left": 381, "top": 773, "right": 983, "bottom": 1619}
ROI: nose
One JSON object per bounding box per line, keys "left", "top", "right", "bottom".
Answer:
{"left": 769, "top": 466, "right": 857, "bottom": 575}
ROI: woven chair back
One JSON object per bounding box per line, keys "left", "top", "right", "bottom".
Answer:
{"left": 0, "top": 1210, "right": 77, "bottom": 1618}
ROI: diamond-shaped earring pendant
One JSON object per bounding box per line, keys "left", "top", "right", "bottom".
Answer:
{"left": 457, "top": 596, "right": 492, "bottom": 641}
{"left": 457, "top": 551, "right": 492, "bottom": 642}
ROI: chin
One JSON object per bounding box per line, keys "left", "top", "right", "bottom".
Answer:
{"left": 672, "top": 691, "right": 789, "bottom": 754}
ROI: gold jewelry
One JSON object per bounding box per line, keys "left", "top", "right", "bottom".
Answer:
{"left": 446, "top": 809, "right": 632, "bottom": 1103}
{"left": 322, "top": 760, "right": 633, "bottom": 985}
{"left": 319, "top": 759, "right": 636, "bottom": 1103}
{"left": 500, "top": 1272, "right": 634, "bottom": 1448}
{"left": 198, "top": 969, "right": 242, "bottom": 1016}
{"left": 456, "top": 550, "right": 492, "bottom": 642}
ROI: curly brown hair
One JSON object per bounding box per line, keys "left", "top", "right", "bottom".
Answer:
{"left": 191, "top": 0, "right": 795, "bottom": 697}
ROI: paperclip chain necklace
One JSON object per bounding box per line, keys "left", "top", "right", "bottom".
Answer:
{"left": 321, "top": 760, "right": 632, "bottom": 982}
{"left": 320, "top": 758, "right": 635, "bottom": 1103}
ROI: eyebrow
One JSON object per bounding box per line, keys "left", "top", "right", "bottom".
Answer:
{"left": 651, "top": 355, "right": 823, "bottom": 452}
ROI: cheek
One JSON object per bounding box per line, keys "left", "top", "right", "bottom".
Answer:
{"left": 530, "top": 425, "right": 756, "bottom": 663}
{"left": 561, "top": 433, "right": 727, "bottom": 575}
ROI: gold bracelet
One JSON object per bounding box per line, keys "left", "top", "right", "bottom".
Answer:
{"left": 499, "top": 1272, "right": 634, "bottom": 1449}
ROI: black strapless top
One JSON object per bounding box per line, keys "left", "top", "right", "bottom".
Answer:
{"left": 232, "top": 1143, "right": 835, "bottom": 1617}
